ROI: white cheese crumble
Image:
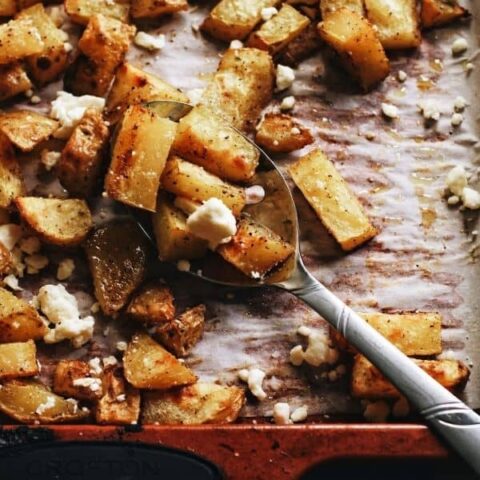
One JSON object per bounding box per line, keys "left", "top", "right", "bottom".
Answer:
{"left": 239, "top": 368, "right": 267, "bottom": 401}
{"left": 134, "top": 31, "right": 166, "bottom": 51}
{"left": 41, "top": 150, "right": 61, "bottom": 171}
{"left": 57, "top": 258, "right": 75, "bottom": 281}
{"left": 381, "top": 103, "right": 399, "bottom": 119}
{"left": 289, "top": 345, "right": 304, "bottom": 366}
{"left": 177, "top": 259, "right": 191, "bottom": 272}
{"left": 73, "top": 377, "right": 102, "bottom": 392}
{"left": 280, "top": 96, "right": 295, "bottom": 111}
{"left": 90, "top": 302, "right": 100, "bottom": 314}
{"left": 465, "top": 62, "right": 474, "bottom": 73}
{"left": 186, "top": 198, "right": 237, "bottom": 249}
{"left": 451, "top": 37, "right": 468, "bottom": 55}
{"left": 3, "top": 274, "right": 21, "bottom": 291}
{"left": 64, "top": 42, "right": 73, "bottom": 53}
{"left": 297, "top": 325, "right": 311, "bottom": 337}
{"left": 302, "top": 331, "right": 338, "bottom": 367}
{"left": 446, "top": 165, "right": 468, "bottom": 197}
{"left": 35, "top": 395, "right": 56, "bottom": 415}
{"left": 273, "top": 402, "right": 291, "bottom": 425}
{"left": 245, "top": 185, "right": 265, "bottom": 205}
{"left": 461, "top": 187, "right": 480, "bottom": 209}
{"left": 229, "top": 39, "right": 243, "bottom": 49}
{"left": 30, "top": 95, "right": 41, "bottom": 105}
{"left": 397, "top": 70, "right": 407, "bottom": 82}
{"left": 276, "top": 64, "right": 295, "bottom": 91}
{"left": 291, "top": 127, "right": 301, "bottom": 135}
{"left": 261, "top": 6, "right": 278, "bottom": 21}
{"left": 186, "top": 88, "right": 204, "bottom": 106}
{"left": 116, "top": 394, "right": 126, "bottom": 402}
{"left": 103, "top": 355, "right": 118, "bottom": 368}
{"left": 363, "top": 400, "right": 390, "bottom": 422}
{"left": 0, "top": 224, "right": 22, "bottom": 250}
{"left": 418, "top": 101, "right": 440, "bottom": 122}
{"left": 25, "top": 254, "right": 49, "bottom": 274}
{"left": 451, "top": 113, "right": 464, "bottom": 127}
{"left": 447, "top": 195, "right": 460, "bottom": 205}
{"left": 454, "top": 96, "right": 468, "bottom": 112}
{"left": 290, "top": 405, "right": 308, "bottom": 423}
{"left": 116, "top": 341, "right": 127, "bottom": 351}
{"left": 88, "top": 357, "right": 103, "bottom": 376}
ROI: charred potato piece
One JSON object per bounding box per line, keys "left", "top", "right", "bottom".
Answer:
{"left": 142, "top": 382, "right": 245, "bottom": 424}
{"left": 53, "top": 360, "right": 103, "bottom": 401}
{"left": 0, "top": 63, "right": 32, "bottom": 102}
{"left": 0, "top": 340, "right": 38, "bottom": 379}
{"left": 279, "top": 23, "right": 323, "bottom": 66}
{"left": 131, "top": 0, "right": 188, "bottom": 19}
{"left": 0, "top": 17, "right": 44, "bottom": 65}
{"left": 15, "top": 197, "right": 93, "bottom": 246}
{"left": 65, "top": 0, "right": 131, "bottom": 25}
{"left": 0, "top": 0, "right": 16, "bottom": 16}
{"left": 421, "top": 0, "right": 469, "bottom": 28}
{"left": 320, "top": 0, "right": 365, "bottom": 17}
{"left": 85, "top": 221, "right": 149, "bottom": 315}
{"left": 156, "top": 304, "right": 205, "bottom": 357}
{"left": 0, "top": 133, "right": 24, "bottom": 208}
{"left": 0, "top": 288, "right": 47, "bottom": 342}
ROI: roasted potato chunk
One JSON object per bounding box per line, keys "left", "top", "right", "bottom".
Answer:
{"left": 0, "top": 63, "right": 32, "bottom": 102}
{"left": 131, "top": 0, "right": 188, "bottom": 19}
{"left": 106, "top": 105, "right": 177, "bottom": 212}
{"left": 318, "top": 8, "right": 390, "bottom": 90}
{"left": 0, "top": 379, "right": 89, "bottom": 424}
{"left": 0, "top": 17, "right": 44, "bottom": 65}
{"left": 279, "top": 23, "right": 322, "bottom": 66}
{"left": 156, "top": 304, "right": 205, "bottom": 357}
{"left": 289, "top": 149, "right": 377, "bottom": 251}
{"left": 142, "top": 383, "right": 245, "bottom": 424}
{"left": 15, "top": 197, "right": 93, "bottom": 246}
{"left": 0, "top": 340, "right": 38, "bottom": 379}
{"left": 53, "top": 360, "right": 103, "bottom": 401}
{"left": 0, "top": 0, "right": 16, "bottom": 16}
{"left": 0, "top": 133, "right": 24, "bottom": 208}
{"left": 85, "top": 221, "right": 149, "bottom": 315}
{"left": 320, "top": 0, "right": 365, "bottom": 17}
{"left": 65, "top": 0, "right": 131, "bottom": 25}
{"left": 0, "top": 288, "right": 47, "bottom": 342}
{"left": 0, "top": 110, "right": 59, "bottom": 152}
{"left": 421, "top": 0, "right": 469, "bottom": 28}
{"left": 127, "top": 281, "right": 175, "bottom": 325}
{"left": 124, "top": 332, "right": 197, "bottom": 390}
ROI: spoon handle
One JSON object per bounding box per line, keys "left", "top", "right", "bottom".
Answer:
{"left": 288, "top": 265, "right": 480, "bottom": 475}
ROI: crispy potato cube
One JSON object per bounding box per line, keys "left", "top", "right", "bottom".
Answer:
{"left": 0, "top": 63, "right": 32, "bottom": 102}
{"left": 0, "top": 110, "right": 59, "bottom": 152}
{"left": 152, "top": 194, "right": 208, "bottom": 262}
{"left": 142, "top": 382, "right": 245, "bottom": 424}
{"left": 0, "top": 288, "right": 47, "bottom": 342}
{"left": 289, "top": 149, "right": 377, "bottom": 251}
{"left": 173, "top": 105, "right": 259, "bottom": 183}
{"left": 85, "top": 221, "right": 149, "bottom": 315}
{"left": 57, "top": 109, "right": 110, "bottom": 197}
{"left": 156, "top": 304, "right": 205, "bottom": 357}
{"left": 218, "top": 217, "right": 295, "bottom": 278}
{"left": 106, "top": 63, "right": 188, "bottom": 124}
{"left": 0, "top": 17, "right": 44, "bottom": 65}
{"left": 65, "top": 0, "right": 130, "bottom": 25}
{"left": 0, "top": 340, "right": 38, "bottom": 379}
{"left": 0, "top": 379, "right": 89, "bottom": 424}
{"left": 15, "top": 197, "right": 93, "bottom": 246}
{"left": 161, "top": 156, "right": 246, "bottom": 216}
{"left": 127, "top": 281, "right": 176, "bottom": 325}
{"left": 255, "top": 113, "right": 313, "bottom": 153}
{"left": 352, "top": 355, "right": 470, "bottom": 399}
{"left": 201, "top": 0, "right": 280, "bottom": 42}
{"left": 320, "top": 0, "right": 364, "bottom": 17}
{"left": 95, "top": 367, "right": 140, "bottom": 425}
{"left": 131, "top": 0, "right": 187, "bottom": 19}
{"left": 0, "top": 133, "right": 24, "bottom": 208}
{"left": 421, "top": 0, "right": 469, "bottom": 28}
{"left": 201, "top": 48, "right": 275, "bottom": 132}
{"left": 106, "top": 105, "right": 177, "bottom": 212}
{"left": 364, "top": 0, "right": 421, "bottom": 50}
{"left": 53, "top": 360, "right": 103, "bottom": 401}
{"left": 279, "top": 23, "right": 322, "bottom": 66}
{"left": 247, "top": 4, "right": 310, "bottom": 55}
{"left": 318, "top": 8, "right": 390, "bottom": 90}
{"left": 124, "top": 332, "right": 197, "bottom": 390}
{"left": 0, "top": 0, "right": 16, "bottom": 16}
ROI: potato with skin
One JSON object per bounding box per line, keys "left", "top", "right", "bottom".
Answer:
{"left": 320, "top": 0, "right": 365, "bottom": 17}
{"left": 53, "top": 360, "right": 103, "bottom": 401}
{"left": 421, "top": 0, "right": 469, "bottom": 28}
{"left": 0, "top": 17, "right": 44, "bottom": 65}
{"left": 15, "top": 197, "right": 93, "bottom": 246}
{"left": 124, "top": 332, "right": 197, "bottom": 390}
{"left": 0, "top": 340, "right": 38, "bottom": 379}
{"left": 0, "top": 133, "right": 24, "bottom": 208}
{"left": 65, "top": 0, "right": 131, "bottom": 25}
{"left": 0, "top": 63, "right": 32, "bottom": 102}
{"left": 131, "top": 0, "right": 188, "bottom": 20}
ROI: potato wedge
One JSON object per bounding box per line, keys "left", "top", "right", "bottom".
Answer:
{"left": 0, "top": 288, "right": 47, "bottom": 342}
{"left": 65, "top": 0, "right": 130, "bottom": 25}
{"left": 156, "top": 304, "right": 205, "bottom": 357}
{"left": 352, "top": 355, "right": 470, "bottom": 399}
{"left": 0, "top": 133, "right": 24, "bottom": 208}
{"left": 421, "top": 0, "right": 469, "bottom": 28}
{"left": 364, "top": 0, "right": 421, "bottom": 50}
{"left": 0, "top": 63, "right": 32, "bottom": 101}
{"left": 218, "top": 217, "right": 295, "bottom": 278}
{"left": 124, "top": 332, "right": 197, "bottom": 390}
{"left": 15, "top": 197, "right": 93, "bottom": 246}
{"left": 85, "top": 221, "right": 149, "bottom": 315}
{"left": 131, "top": 0, "right": 188, "bottom": 19}
{"left": 201, "top": 47, "right": 275, "bottom": 131}
{"left": 0, "top": 110, "right": 59, "bottom": 152}
{"left": 320, "top": 0, "right": 365, "bottom": 17}
{"left": 161, "top": 156, "right": 246, "bottom": 216}
{"left": 106, "top": 105, "right": 177, "bottom": 212}
{"left": 289, "top": 149, "right": 377, "bottom": 251}
{"left": 53, "top": 360, "right": 103, "bottom": 401}
{"left": 142, "top": 383, "right": 245, "bottom": 424}
{"left": 0, "top": 0, "right": 16, "bottom": 16}
{"left": 0, "top": 379, "right": 89, "bottom": 424}
{"left": 0, "top": 340, "right": 38, "bottom": 379}
{"left": 173, "top": 105, "right": 260, "bottom": 183}
{"left": 0, "top": 17, "right": 44, "bottom": 65}
{"left": 318, "top": 8, "right": 390, "bottom": 90}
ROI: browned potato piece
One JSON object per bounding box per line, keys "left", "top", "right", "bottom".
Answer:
{"left": 352, "top": 355, "right": 470, "bottom": 399}
{"left": 0, "top": 242, "right": 11, "bottom": 274}
{"left": 0, "top": 133, "right": 24, "bottom": 208}
{"left": 156, "top": 304, "right": 205, "bottom": 357}
{"left": 201, "top": 47, "right": 275, "bottom": 132}
{"left": 421, "top": 0, "right": 469, "bottom": 28}
{"left": 15, "top": 197, "right": 93, "bottom": 246}
{"left": 255, "top": 113, "right": 313, "bottom": 153}
{"left": 247, "top": 4, "right": 310, "bottom": 55}
{"left": 173, "top": 105, "right": 260, "bottom": 183}
{"left": 53, "top": 360, "right": 103, "bottom": 401}
{"left": 201, "top": 0, "right": 280, "bottom": 42}
{"left": 279, "top": 23, "right": 322, "bottom": 66}
{"left": 0, "top": 63, "right": 32, "bottom": 101}
{"left": 0, "top": 340, "right": 38, "bottom": 379}
{"left": 65, "top": 0, "right": 131, "bottom": 25}
{"left": 152, "top": 195, "right": 208, "bottom": 262}
{"left": 0, "top": 17, "right": 44, "bottom": 65}
{"left": 142, "top": 382, "right": 245, "bottom": 424}
{"left": 85, "top": 221, "right": 149, "bottom": 315}
{"left": 0, "top": 111, "right": 59, "bottom": 152}
{"left": 218, "top": 217, "right": 295, "bottom": 279}
{"left": 320, "top": 0, "right": 365, "bottom": 17}
{"left": 161, "top": 156, "right": 246, "bottom": 216}
{"left": 106, "top": 63, "right": 188, "bottom": 125}
{"left": 106, "top": 105, "right": 177, "bottom": 212}
{"left": 127, "top": 281, "right": 176, "bottom": 325}
{"left": 289, "top": 149, "right": 377, "bottom": 251}
{"left": 131, "top": 0, "right": 188, "bottom": 19}
{"left": 124, "top": 332, "right": 197, "bottom": 390}
{"left": 95, "top": 367, "right": 140, "bottom": 425}
{"left": 0, "top": 379, "right": 89, "bottom": 424}
{"left": 0, "top": 288, "right": 47, "bottom": 342}
{"left": 318, "top": 8, "right": 390, "bottom": 90}
{"left": 0, "top": 0, "right": 16, "bottom": 16}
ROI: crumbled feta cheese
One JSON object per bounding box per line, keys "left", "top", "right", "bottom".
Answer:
{"left": 57, "top": 258, "right": 75, "bottom": 281}
{"left": 276, "top": 64, "right": 295, "bottom": 91}
{"left": 273, "top": 402, "right": 291, "bottom": 425}
{"left": 229, "top": 39, "right": 243, "bottom": 49}
{"left": 289, "top": 345, "right": 304, "bottom": 366}
{"left": 465, "top": 62, "right": 475, "bottom": 73}
{"left": 116, "top": 341, "right": 127, "bottom": 351}
{"left": 303, "top": 331, "right": 338, "bottom": 367}
{"left": 73, "top": 377, "right": 102, "bottom": 392}
{"left": 35, "top": 395, "right": 56, "bottom": 415}
{"left": 446, "top": 165, "right": 468, "bottom": 197}
{"left": 451, "top": 113, "right": 464, "bottom": 127}
{"left": 290, "top": 405, "right": 308, "bottom": 423}
{"left": 363, "top": 400, "right": 390, "bottom": 422}
{"left": 447, "top": 195, "right": 460, "bottom": 205}
{"left": 116, "top": 394, "right": 126, "bottom": 402}
{"left": 103, "top": 356, "right": 118, "bottom": 368}
{"left": 134, "top": 31, "right": 166, "bottom": 51}
{"left": 40, "top": 150, "right": 61, "bottom": 171}
{"left": 451, "top": 37, "right": 468, "bottom": 55}
{"left": 280, "top": 96, "right": 295, "bottom": 111}
{"left": 19, "top": 236, "right": 41, "bottom": 255}
{"left": 238, "top": 369, "right": 249, "bottom": 382}
{"left": 397, "top": 70, "right": 407, "bottom": 82}
{"left": 90, "top": 302, "right": 100, "bottom": 314}
{"left": 0, "top": 224, "right": 22, "bottom": 250}
{"left": 245, "top": 185, "right": 265, "bottom": 205}
{"left": 381, "top": 103, "right": 399, "bottom": 119}
{"left": 88, "top": 357, "right": 103, "bottom": 375}
{"left": 50, "top": 91, "right": 105, "bottom": 139}
{"left": 454, "top": 96, "right": 468, "bottom": 112}
{"left": 25, "top": 89, "right": 34, "bottom": 98}
{"left": 392, "top": 397, "right": 410, "bottom": 417}
{"left": 297, "top": 326, "right": 311, "bottom": 337}
{"left": 186, "top": 198, "right": 237, "bottom": 249}
{"left": 239, "top": 368, "right": 267, "bottom": 401}
{"left": 3, "top": 274, "right": 21, "bottom": 291}
{"left": 186, "top": 88, "right": 204, "bottom": 106}
{"left": 291, "top": 127, "right": 301, "bottom": 135}
{"left": 30, "top": 95, "right": 41, "bottom": 105}
{"left": 261, "top": 6, "right": 278, "bottom": 21}
{"left": 418, "top": 101, "right": 440, "bottom": 122}
{"left": 64, "top": 42, "right": 73, "bottom": 53}
{"left": 25, "top": 254, "right": 49, "bottom": 274}
{"left": 461, "top": 187, "right": 480, "bottom": 209}
{"left": 177, "top": 259, "right": 191, "bottom": 272}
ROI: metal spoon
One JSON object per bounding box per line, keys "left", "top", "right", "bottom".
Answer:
{"left": 135, "top": 101, "right": 480, "bottom": 474}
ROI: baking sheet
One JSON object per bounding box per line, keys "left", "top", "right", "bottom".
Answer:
{"left": 8, "top": 0, "right": 480, "bottom": 418}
